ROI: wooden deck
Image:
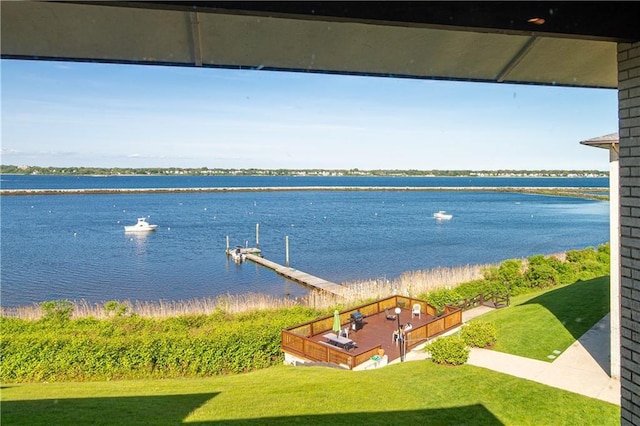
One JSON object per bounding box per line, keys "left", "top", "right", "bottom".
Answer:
{"left": 281, "top": 296, "right": 463, "bottom": 369}
{"left": 311, "top": 306, "right": 436, "bottom": 363}
{"left": 245, "top": 253, "right": 345, "bottom": 296}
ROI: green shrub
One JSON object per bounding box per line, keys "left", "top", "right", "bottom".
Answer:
{"left": 426, "top": 335, "right": 469, "bottom": 366}
{"left": 545, "top": 256, "right": 575, "bottom": 286}
{"left": 524, "top": 255, "right": 560, "bottom": 288}
{"left": 460, "top": 321, "right": 497, "bottom": 348}
{"left": 483, "top": 259, "right": 525, "bottom": 292}
{"left": 423, "top": 288, "right": 461, "bottom": 313}
{"left": 455, "top": 279, "right": 490, "bottom": 299}
{"left": 0, "top": 307, "right": 320, "bottom": 382}
{"left": 440, "top": 278, "right": 511, "bottom": 308}
{"left": 40, "top": 300, "right": 73, "bottom": 323}
{"left": 566, "top": 246, "right": 597, "bottom": 264}
{"left": 104, "top": 301, "right": 127, "bottom": 318}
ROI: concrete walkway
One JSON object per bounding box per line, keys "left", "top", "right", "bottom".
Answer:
{"left": 406, "top": 307, "right": 621, "bottom": 405}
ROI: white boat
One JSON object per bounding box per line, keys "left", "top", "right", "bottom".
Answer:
{"left": 124, "top": 217, "right": 158, "bottom": 232}
{"left": 229, "top": 246, "right": 247, "bottom": 263}
{"left": 433, "top": 211, "right": 453, "bottom": 220}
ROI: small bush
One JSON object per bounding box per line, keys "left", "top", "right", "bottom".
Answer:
{"left": 460, "top": 321, "right": 497, "bottom": 348}
{"left": 426, "top": 335, "right": 469, "bottom": 366}
{"left": 524, "top": 256, "right": 560, "bottom": 288}
{"left": 104, "top": 301, "right": 128, "bottom": 318}
{"left": 424, "top": 288, "right": 461, "bottom": 313}
{"left": 40, "top": 300, "right": 73, "bottom": 323}
{"left": 454, "top": 279, "right": 490, "bottom": 299}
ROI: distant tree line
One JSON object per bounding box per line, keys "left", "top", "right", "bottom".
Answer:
{"left": 0, "top": 164, "right": 608, "bottom": 178}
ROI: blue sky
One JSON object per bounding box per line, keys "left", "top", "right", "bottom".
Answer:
{"left": 1, "top": 59, "right": 618, "bottom": 170}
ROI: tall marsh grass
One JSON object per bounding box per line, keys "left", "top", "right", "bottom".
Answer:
{"left": 0, "top": 263, "right": 488, "bottom": 320}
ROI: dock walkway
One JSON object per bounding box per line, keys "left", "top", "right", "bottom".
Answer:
{"left": 244, "top": 253, "right": 345, "bottom": 296}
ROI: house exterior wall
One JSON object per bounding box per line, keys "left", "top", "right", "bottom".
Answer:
{"left": 618, "top": 41, "right": 640, "bottom": 425}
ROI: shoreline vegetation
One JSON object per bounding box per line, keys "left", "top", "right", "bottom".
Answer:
{"left": 0, "top": 251, "right": 577, "bottom": 321}
{"left": 1, "top": 262, "right": 486, "bottom": 320}
{"left": 0, "top": 245, "right": 609, "bottom": 383}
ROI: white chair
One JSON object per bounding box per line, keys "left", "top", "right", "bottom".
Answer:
{"left": 412, "top": 303, "right": 421, "bottom": 319}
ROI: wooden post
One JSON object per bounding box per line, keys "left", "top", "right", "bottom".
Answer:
{"left": 285, "top": 235, "right": 290, "bottom": 267}
{"left": 256, "top": 223, "right": 260, "bottom": 248}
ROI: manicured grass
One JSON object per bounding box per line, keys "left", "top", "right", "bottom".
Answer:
{"left": 473, "top": 276, "right": 610, "bottom": 361}
{"left": 1, "top": 361, "right": 619, "bottom": 425}
{"left": 2, "top": 275, "right": 616, "bottom": 424}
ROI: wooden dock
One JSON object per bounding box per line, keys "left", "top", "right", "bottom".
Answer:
{"left": 244, "top": 253, "right": 345, "bottom": 297}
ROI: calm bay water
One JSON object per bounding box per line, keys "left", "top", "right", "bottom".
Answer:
{"left": 1, "top": 175, "right": 609, "bottom": 307}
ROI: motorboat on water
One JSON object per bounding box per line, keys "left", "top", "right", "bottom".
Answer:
{"left": 124, "top": 217, "right": 158, "bottom": 232}
{"left": 229, "top": 245, "right": 247, "bottom": 263}
{"left": 433, "top": 211, "right": 453, "bottom": 220}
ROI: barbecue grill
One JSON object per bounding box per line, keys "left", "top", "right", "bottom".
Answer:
{"left": 350, "top": 311, "right": 364, "bottom": 331}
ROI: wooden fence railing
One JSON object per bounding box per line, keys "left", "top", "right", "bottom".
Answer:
{"left": 447, "top": 293, "right": 510, "bottom": 312}
{"left": 481, "top": 293, "right": 510, "bottom": 308}
{"left": 286, "top": 295, "right": 436, "bottom": 338}
{"left": 282, "top": 295, "right": 462, "bottom": 369}
{"left": 282, "top": 329, "right": 381, "bottom": 369}
{"left": 404, "top": 306, "right": 462, "bottom": 350}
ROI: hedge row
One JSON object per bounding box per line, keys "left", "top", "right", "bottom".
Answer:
{"left": 0, "top": 307, "right": 320, "bottom": 382}
{"left": 422, "top": 244, "right": 610, "bottom": 311}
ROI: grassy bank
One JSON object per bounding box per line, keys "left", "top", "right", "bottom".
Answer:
{"left": 1, "top": 361, "right": 619, "bottom": 425}
{"left": 1, "top": 252, "right": 617, "bottom": 423}
{"left": 470, "top": 276, "right": 610, "bottom": 360}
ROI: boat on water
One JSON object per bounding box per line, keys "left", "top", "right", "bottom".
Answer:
{"left": 227, "top": 245, "right": 249, "bottom": 263}
{"left": 433, "top": 211, "right": 453, "bottom": 220}
{"left": 226, "top": 245, "right": 262, "bottom": 263}
{"left": 124, "top": 217, "right": 158, "bottom": 232}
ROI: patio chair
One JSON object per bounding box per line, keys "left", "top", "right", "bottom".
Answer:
{"left": 385, "top": 308, "right": 396, "bottom": 321}
{"left": 412, "top": 303, "right": 421, "bottom": 319}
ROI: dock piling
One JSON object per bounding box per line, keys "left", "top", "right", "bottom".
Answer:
{"left": 285, "top": 235, "right": 290, "bottom": 267}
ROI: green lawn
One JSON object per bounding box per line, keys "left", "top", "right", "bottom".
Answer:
{"left": 473, "top": 276, "right": 610, "bottom": 361}
{"left": 2, "top": 276, "right": 617, "bottom": 425}
{"left": 1, "top": 361, "right": 619, "bottom": 425}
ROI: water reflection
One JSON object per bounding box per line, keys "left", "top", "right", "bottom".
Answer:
{"left": 125, "top": 231, "right": 150, "bottom": 255}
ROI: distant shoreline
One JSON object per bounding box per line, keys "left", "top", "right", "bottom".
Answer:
{"left": 0, "top": 186, "right": 609, "bottom": 200}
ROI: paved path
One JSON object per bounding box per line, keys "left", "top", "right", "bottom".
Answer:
{"left": 406, "top": 307, "right": 621, "bottom": 405}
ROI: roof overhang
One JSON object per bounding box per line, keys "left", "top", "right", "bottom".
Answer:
{"left": 2, "top": 2, "right": 639, "bottom": 89}
{"left": 580, "top": 133, "right": 620, "bottom": 152}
